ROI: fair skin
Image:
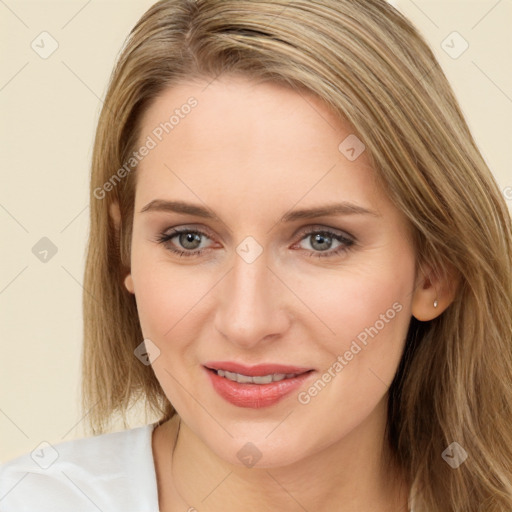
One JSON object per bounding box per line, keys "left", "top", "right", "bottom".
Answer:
{"left": 114, "top": 75, "right": 454, "bottom": 511}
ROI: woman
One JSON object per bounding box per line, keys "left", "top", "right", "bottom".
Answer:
{"left": 1, "top": 1, "right": 511, "bottom": 511}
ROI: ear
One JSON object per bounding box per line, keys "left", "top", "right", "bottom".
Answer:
{"left": 124, "top": 273, "right": 135, "bottom": 294}
{"left": 109, "top": 200, "right": 121, "bottom": 231}
{"left": 411, "top": 262, "right": 458, "bottom": 321}
{"left": 109, "top": 201, "right": 135, "bottom": 295}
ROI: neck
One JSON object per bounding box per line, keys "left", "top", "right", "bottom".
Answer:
{"left": 157, "top": 399, "right": 410, "bottom": 512}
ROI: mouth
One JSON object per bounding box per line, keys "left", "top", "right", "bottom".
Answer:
{"left": 203, "top": 361, "right": 315, "bottom": 408}
{"left": 213, "top": 368, "right": 304, "bottom": 384}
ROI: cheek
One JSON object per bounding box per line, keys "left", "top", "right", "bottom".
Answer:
{"left": 316, "top": 274, "right": 413, "bottom": 407}
{"left": 288, "top": 271, "right": 412, "bottom": 443}
{"left": 133, "top": 265, "right": 209, "bottom": 340}
{"left": 130, "top": 238, "right": 221, "bottom": 349}
{"left": 288, "top": 250, "right": 415, "bottom": 381}
{"left": 334, "top": 271, "right": 411, "bottom": 350}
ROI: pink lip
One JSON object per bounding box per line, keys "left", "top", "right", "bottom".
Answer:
{"left": 204, "top": 361, "right": 313, "bottom": 376}
{"left": 203, "top": 361, "right": 315, "bottom": 409}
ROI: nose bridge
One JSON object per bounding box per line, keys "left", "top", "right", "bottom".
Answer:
{"left": 214, "top": 246, "right": 288, "bottom": 347}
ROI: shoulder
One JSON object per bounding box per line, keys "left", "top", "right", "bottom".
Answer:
{"left": 0, "top": 423, "right": 159, "bottom": 512}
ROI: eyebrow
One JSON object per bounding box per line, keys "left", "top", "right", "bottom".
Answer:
{"left": 140, "top": 199, "right": 379, "bottom": 221}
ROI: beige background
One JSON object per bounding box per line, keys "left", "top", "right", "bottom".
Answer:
{"left": 1, "top": 0, "right": 511, "bottom": 463}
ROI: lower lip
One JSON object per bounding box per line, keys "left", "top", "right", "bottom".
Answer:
{"left": 204, "top": 367, "right": 314, "bottom": 408}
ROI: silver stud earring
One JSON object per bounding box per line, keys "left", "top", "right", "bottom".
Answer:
{"left": 433, "top": 299, "right": 439, "bottom": 308}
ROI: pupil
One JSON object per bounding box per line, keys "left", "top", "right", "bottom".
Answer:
{"left": 313, "top": 233, "right": 331, "bottom": 251}
{"left": 181, "top": 232, "right": 200, "bottom": 249}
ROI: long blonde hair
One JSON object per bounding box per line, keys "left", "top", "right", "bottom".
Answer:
{"left": 82, "top": 1, "right": 512, "bottom": 509}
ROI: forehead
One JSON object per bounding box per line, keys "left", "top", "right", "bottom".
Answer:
{"left": 138, "top": 75, "right": 360, "bottom": 159}
{"left": 134, "top": 75, "right": 382, "bottom": 214}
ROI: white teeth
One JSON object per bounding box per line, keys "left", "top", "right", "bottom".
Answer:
{"left": 236, "top": 373, "right": 253, "bottom": 383}
{"left": 215, "top": 370, "right": 298, "bottom": 384}
{"left": 252, "top": 375, "right": 273, "bottom": 384}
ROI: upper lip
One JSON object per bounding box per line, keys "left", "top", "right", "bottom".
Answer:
{"left": 204, "top": 361, "right": 314, "bottom": 377}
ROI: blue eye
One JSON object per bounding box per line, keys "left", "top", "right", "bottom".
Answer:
{"left": 296, "top": 229, "right": 355, "bottom": 258}
{"left": 155, "top": 228, "right": 211, "bottom": 258}
{"left": 155, "top": 227, "right": 355, "bottom": 259}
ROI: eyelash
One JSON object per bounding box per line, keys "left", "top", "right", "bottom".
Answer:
{"left": 154, "top": 227, "right": 356, "bottom": 259}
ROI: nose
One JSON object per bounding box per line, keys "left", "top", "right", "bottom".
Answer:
{"left": 213, "top": 249, "right": 291, "bottom": 349}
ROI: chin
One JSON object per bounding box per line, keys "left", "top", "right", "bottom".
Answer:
{"left": 202, "top": 425, "right": 316, "bottom": 470}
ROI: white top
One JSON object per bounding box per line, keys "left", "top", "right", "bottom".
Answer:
{"left": 1, "top": 422, "right": 416, "bottom": 512}
{"left": 0, "top": 422, "right": 159, "bottom": 512}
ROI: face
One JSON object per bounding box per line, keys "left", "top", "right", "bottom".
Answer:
{"left": 125, "top": 75, "right": 418, "bottom": 468}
